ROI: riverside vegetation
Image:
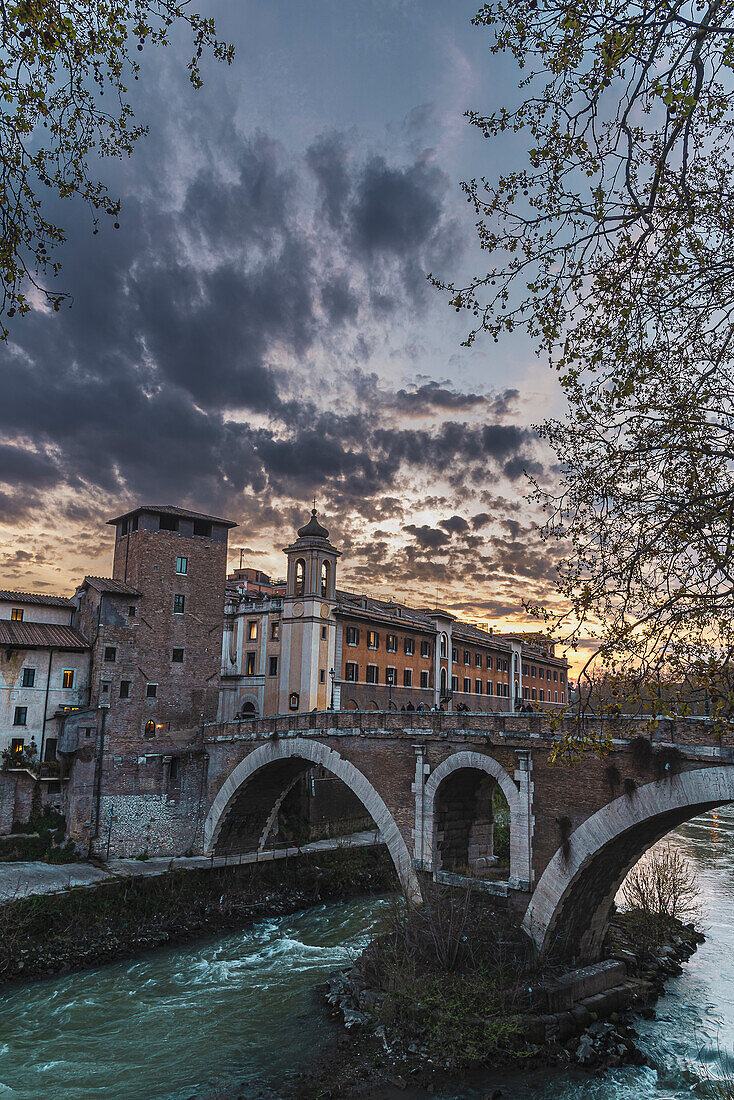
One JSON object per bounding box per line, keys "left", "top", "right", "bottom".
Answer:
{"left": 0, "top": 845, "right": 396, "bottom": 985}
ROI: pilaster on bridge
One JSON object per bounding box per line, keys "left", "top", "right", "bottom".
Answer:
{"left": 201, "top": 710, "right": 734, "bottom": 963}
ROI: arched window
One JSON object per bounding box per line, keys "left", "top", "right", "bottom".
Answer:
{"left": 440, "top": 667, "right": 448, "bottom": 696}
{"left": 144, "top": 720, "right": 156, "bottom": 739}
{"left": 295, "top": 558, "right": 305, "bottom": 597}
{"left": 321, "top": 559, "right": 330, "bottom": 597}
{"left": 440, "top": 634, "right": 448, "bottom": 659}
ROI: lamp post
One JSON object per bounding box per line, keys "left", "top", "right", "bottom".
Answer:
{"left": 329, "top": 667, "right": 335, "bottom": 710}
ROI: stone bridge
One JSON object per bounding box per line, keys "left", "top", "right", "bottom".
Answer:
{"left": 201, "top": 712, "right": 734, "bottom": 962}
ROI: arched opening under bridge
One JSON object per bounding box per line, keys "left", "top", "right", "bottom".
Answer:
{"left": 204, "top": 737, "right": 420, "bottom": 901}
{"left": 523, "top": 765, "right": 734, "bottom": 962}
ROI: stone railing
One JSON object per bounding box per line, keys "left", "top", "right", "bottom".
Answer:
{"left": 203, "top": 709, "right": 734, "bottom": 751}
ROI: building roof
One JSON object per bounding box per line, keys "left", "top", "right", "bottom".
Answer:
{"left": 0, "top": 591, "right": 73, "bottom": 607}
{"left": 0, "top": 621, "right": 89, "bottom": 650}
{"left": 297, "top": 508, "right": 330, "bottom": 540}
{"left": 81, "top": 576, "right": 142, "bottom": 597}
{"left": 106, "top": 504, "right": 238, "bottom": 528}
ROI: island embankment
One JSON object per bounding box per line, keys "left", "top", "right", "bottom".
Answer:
{"left": 288, "top": 888, "right": 704, "bottom": 1099}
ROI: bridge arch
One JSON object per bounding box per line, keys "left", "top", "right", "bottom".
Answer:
{"left": 523, "top": 765, "right": 734, "bottom": 962}
{"left": 204, "top": 736, "right": 421, "bottom": 901}
{"left": 420, "top": 750, "right": 527, "bottom": 884}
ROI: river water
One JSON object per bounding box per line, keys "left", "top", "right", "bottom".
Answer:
{"left": 0, "top": 809, "right": 732, "bottom": 1099}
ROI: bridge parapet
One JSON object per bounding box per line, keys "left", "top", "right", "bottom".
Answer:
{"left": 204, "top": 711, "right": 734, "bottom": 756}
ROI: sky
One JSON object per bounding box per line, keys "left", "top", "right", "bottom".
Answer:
{"left": 0, "top": 1, "right": 571, "bottom": 642}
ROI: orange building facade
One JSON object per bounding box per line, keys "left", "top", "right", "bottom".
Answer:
{"left": 219, "top": 511, "right": 569, "bottom": 719}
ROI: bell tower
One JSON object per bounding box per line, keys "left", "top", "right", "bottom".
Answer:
{"left": 279, "top": 509, "right": 341, "bottom": 712}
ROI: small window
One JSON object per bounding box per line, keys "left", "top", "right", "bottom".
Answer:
{"left": 403, "top": 668, "right": 412, "bottom": 687}
{"left": 522, "top": 663, "right": 529, "bottom": 676}
{"left": 269, "top": 656, "right": 278, "bottom": 676}
{"left": 173, "top": 594, "right": 185, "bottom": 615}
{"left": 451, "top": 675, "right": 459, "bottom": 692}
{"left": 10, "top": 737, "right": 24, "bottom": 752}
{"left": 104, "top": 646, "right": 117, "bottom": 663}
{"left": 176, "top": 556, "right": 188, "bottom": 575}
{"left": 84, "top": 726, "right": 95, "bottom": 738}
{"left": 144, "top": 720, "right": 156, "bottom": 738}
{"left": 367, "top": 630, "right": 379, "bottom": 649}
{"left": 193, "top": 519, "right": 212, "bottom": 537}
{"left": 146, "top": 683, "right": 157, "bottom": 699}
{"left": 561, "top": 691, "right": 565, "bottom": 702}
{"left": 321, "top": 559, "right": 330, "bottom": 598}
{"left": 346, "top": 626, "right": 359, "bottom": 646}
{"left": 503, "top": 683, "right": 509, "bottom": 697}
{"left": 452, "top": 647, "right": 458, "bottom": 663}
{"left": 386, "top": 667, "right": 397, "bottom": 686}
{"left": 420, "top": 640, "right": 431, "bottom": 658}
{"left": 554, "top": 691, "right": 559, "bottom": 702}
{"left": 475, "top": 679, "right": 482, "bottom": 694}
{"left": 295, "top": 558, "right": 305, "bottom": 597}
{"left": 345, "top": 662, "right": 358, "bottom": 682}
{"left": 169, "top": 757, "right": 180, "bottom": 784}
{"left": 319, "top": 668, "right": 326, "bottom": 683}
{"left": 128, "top": 605, "right": 137, "bottom": 617}
{"left": 101, "top": 681, "right": 110, "bottom": 694}
{"left": 13, "top": 707, "right": 27, "bottom": 726}
{"left": 159, "top": 513, "right": 178, "bottom": 531}
{"left": 475, "top": 653, "right": 482, "bottom": 668}
{"left": 440, "top": 636, "right": 447, "bottom": 658}
{"left": 420, "top": 670, "right": 429, "bottom": 689}
{"left": 386, "top": 633, "right": 397, "bottom": 652}
{"left": 321, "top": 625, "right": 327, "bottom": 640}
{"left": 366, "top": 664, "right": 378, "bottom": 684}
{"left": 554, "top": 670, "right": 558, "bottom": 682}
{"left": 524, "top": 687, "right": 530, "bottom": 699}
{"left": 503, "top": 659, "right": 509, "bottom": 673}
{"left": 119, "top": 680, "right": 130, "bottom": 699}
{"left": 21, "top": 667, "right": 35, "bottom": 688}
{"left": 531, "top": 665, "right": 537, "bottom": 677}
{"left": 487, "top": 655, "right": 493, "bottom": 670}
{"left": 463, "top": 676, "right": 471, "bottom": 693}
{"left": 62, "top": 669, "right": 74, "bottom": 689}
{"left": 487, "top": 681, "right": 493, "bottom": 696}
{"left": 539, "top": 668, "right": 545, "bottom": 680}
{"left": 532, "top": 688, "right": 537, "bottom": 700}
{"left": 248, "top": 620, "right": 258, "bottom": 640}
{"left": 172, "top": 648, "right": 184, "bottom": 663}
{"left": 497, "top": 681, "right": 503, "bottom": 695}
{"left": 404, "top": 637, "right": 415, "bottom": 656}
{"left": 271, "top": 621, "right": 280, "bottom": 641}
{"left": 463, "top": 650, "right": 470, "bottom": 665}
{"left": 560, "top": 672, "right": 566, "bottom": 683}
{"left": 540, "top": 689, "right": 545, "bottom": 702}
{"left": 10, "top": 608, "right": 23, "bottom": 622}
{"left": 246, "top": 652, "right": 256, "bottom": 676}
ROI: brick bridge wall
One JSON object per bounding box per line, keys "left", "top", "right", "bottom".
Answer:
{"left": 202, "top": 712, "right": 734, "bottom": 959}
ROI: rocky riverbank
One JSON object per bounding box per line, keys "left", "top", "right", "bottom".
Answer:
{"left": 0, "top": 846, "right": 396, "bottom": 986}
{"left": 286, "top": 909, "right": 704, "bottom": 1099}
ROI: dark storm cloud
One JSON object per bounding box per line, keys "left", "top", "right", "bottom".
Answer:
{"left": 0, "top": 444, "right": 62, "bottom": 488}
{"left": 439, "top": 515, "right": 470, "bottom": 536}
{"left": 402, "top": 524, "right": 450, "bottom": 551}
{"left": 0, "top": 117, "right": 477, "bottom": 517}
